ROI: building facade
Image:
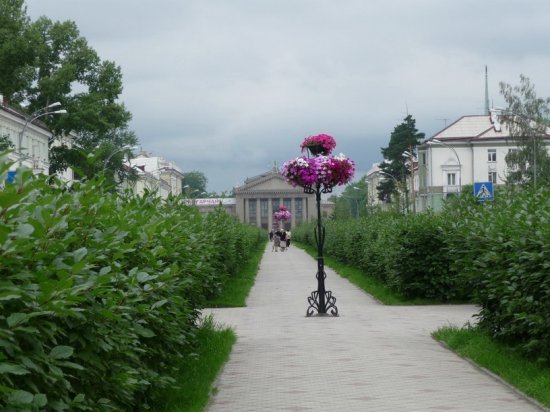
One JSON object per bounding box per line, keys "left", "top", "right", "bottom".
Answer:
{"left": 128, "top": 152, "right": 184, "bottom": 199}
{"left": 233, "top": 166, "right": 333, "bottom": 229}
{"left": 1, "top": 103, "right": 50, "bottom": 175}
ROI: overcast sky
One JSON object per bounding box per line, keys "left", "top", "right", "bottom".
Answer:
{"left": 25, "top": 0, "right": 550, "bottom": 193}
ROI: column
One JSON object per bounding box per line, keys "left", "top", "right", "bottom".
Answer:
{"left": 291, "top": 197, "right": 296, "bottom": 228}
{"left": 255, "top": 198, "right": 260, "bottom": 227}
{"left": 268, "top": 197, "right": 273, "bottom": 229}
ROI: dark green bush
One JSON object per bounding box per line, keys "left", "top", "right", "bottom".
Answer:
{"left": 0, "top": 157, "right": 263, "bottom": 411}
{"left": 390, "top": 212, "right": 467, "bottom": 300}
{"left": 444, "top": 186, "right": 550, "bottom": 362}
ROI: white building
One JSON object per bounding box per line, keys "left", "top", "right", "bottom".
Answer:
{"left": 1, "top": 101, "right": 51, "bottom": 176}
{"left": 365, "top": 163, "right": 384, "bottom": 209}
{"left": 416, "top": 114, "right": 550, "bottom": 212}
{"left": 127, "top": 152, "right": 185, "bottom": 199}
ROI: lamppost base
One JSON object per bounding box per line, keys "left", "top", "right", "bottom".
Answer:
{"left": 306, "top": 290, "right": 338, "bottom": 317}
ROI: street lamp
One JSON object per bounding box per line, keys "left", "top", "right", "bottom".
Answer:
{"left": 402, "top": 151, "right": 416, "bottom": 213}
{"left": 103, "top": 145, "right": 139, "bottom": 171}
{"left": 18, "top": 102, "right": 67, "bottom": 167}
{"left": 427, "top": 139, "right": 462, "bottom": 192}
{"left": 379, "top": 170, "right": 408, "bottom": 213}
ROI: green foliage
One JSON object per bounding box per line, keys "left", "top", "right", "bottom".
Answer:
{"left": 0, "top": 156, "right": 264, "bottom": 410}
{"left": 158, "top": 316, "right": 236, "bottom": 412}
{"left": 0, "top": 3, "right": 137, "bottom": 181}
{"left": 0, "top": 134, "right": 15, "bottom": 151}
{"left": 444, "top": 186, "right": 550, "bottom": 362}
{"left": 499, "top": 75, "right": 550, "bottom": 187}
{"left": 378, "top": 114, "right": 424, "bottom": 203}
{"left": 182, "top": 171, "right": 208, "bottom": 196}
{"left": 0, "top": 0, "right": 37, "bottom": 101}
{"left": 390, "top": 212, "right": 468, "bottom": 301}
{"left": 434, "top": 326, "right": 550, "bottom": 408}
{"left": 295, "top": 186, "right": 549, "bottom": 361}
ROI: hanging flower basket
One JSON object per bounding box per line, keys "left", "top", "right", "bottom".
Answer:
{"left": 280, "top": 153, "right": 355, "bottom": 191}
{"left": 273, "top": 205, "right": 291, "bottom": 221}
{"left": 300, "top": 134, "right": 336, "bottom": 157}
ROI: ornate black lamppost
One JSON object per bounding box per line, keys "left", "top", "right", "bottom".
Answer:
{"left": 280, "top": 134, "right": 355, "bottom": 317}
{"left": 303, "top": 179, "right": 338, "bottom": 316}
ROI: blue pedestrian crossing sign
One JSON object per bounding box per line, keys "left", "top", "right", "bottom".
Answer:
{"left": 474, "top": 182, "right": 494, "bottom": 202}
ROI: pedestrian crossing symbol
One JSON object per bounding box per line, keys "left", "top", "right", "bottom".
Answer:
{"left": 474, "top": 182, "right": 494, "bottom": 202}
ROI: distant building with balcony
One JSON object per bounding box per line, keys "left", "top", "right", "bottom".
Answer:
{"left": 127, "top": 152, "right": 184, "bottom": 199}
{"left": 1, "top": 101, "right": 50, "bottom": 176}
{"left": 416, "top": 114, "right": 550, "bottom": 212}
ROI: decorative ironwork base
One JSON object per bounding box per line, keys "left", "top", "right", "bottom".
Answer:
{"left": 306, "top": 290, "right": 338, "bottom": 317}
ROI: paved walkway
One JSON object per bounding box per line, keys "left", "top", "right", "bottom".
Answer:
{"left": 203, "top": 243, "right": 545, "bottom": 411}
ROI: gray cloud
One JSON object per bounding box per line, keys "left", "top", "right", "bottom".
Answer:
{"left": 26, "top": 0, "right": 550, "bottom": 192}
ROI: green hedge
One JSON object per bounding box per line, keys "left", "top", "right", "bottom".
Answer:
{"left": 444, "top": 187, "right": 550, "bottom": 362}
{"left": 294, "top": 187, "right": 549, "bottom": 361}
{"left": 0, "top": 157, "right": 264, "bottom": 411}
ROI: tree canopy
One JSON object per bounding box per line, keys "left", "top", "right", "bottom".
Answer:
{"left": 0, "top": 0, "right": 137, "bottom": 181}
{"left": 499, "top": 75, "right": 550, "bottom": 188}
{"left": 377, "top": 115, "right": 424, "bottom": 206}
{"left": 182, "top": 170, "right": 208, "bottom": 196}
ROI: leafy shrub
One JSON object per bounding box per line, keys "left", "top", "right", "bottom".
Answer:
{"left": 0, "top": 156, "right": 264, "bottom": 411}
{"left": 389, "top": 212, "right": 467, "bottom": 300}
{"left": 444, "top": 186, "right": 550, "bottom": 362}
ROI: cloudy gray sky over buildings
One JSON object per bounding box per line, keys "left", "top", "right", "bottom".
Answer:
{"left": 26, "top": 0, "right": 550, "bottom": 193}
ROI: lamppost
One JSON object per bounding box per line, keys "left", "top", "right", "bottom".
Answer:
{"left": 402, "top": 150, "right": 416, "bottom": 213}
{"left": 427, "top": 139, "right": 462, "bottom": 192}
{"left": 18, "top": 102, "right": 67, "bottom": 167}
{"left": 280, "top": 135, "right": 354, "bottom": 317}
{"left": 379, "top": 170, "right": 406, "bottom": 213}
{"left": 103, "top": 145, "right": 139, "bottom": 171}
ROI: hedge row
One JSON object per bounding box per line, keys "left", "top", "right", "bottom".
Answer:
{"left": 0, "top": 158, "right": 264, "bottom": 411}
{"left": 293, "top": 187, "right": 549, "bottom": 362}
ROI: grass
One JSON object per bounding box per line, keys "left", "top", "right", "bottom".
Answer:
{"left": 433, "top": 326, "right": 550, "bottom": 409}
{"left": 159, "top": 316, "right": 236, "bottom": 412}
{"left": 159, "top": 241, "right": 266, "bottom": 411}
{"left": 205, "top": 239, "right": 267, "bottom": 307}
{"left": 294, "top": 241, "right": 436, "bottom": 305}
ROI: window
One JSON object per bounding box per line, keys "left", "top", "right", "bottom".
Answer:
{"left": 260, "top": 199, "right": 268, "bottom": 217}
{"left": 488, "top": 171, "right": 497, "bottom": 184}
{"left": 295, "top": 198, "right": 303, "bottom": 223}
{"left": 283, "top": 198, "right": 292, "bottom": 211}
{"left": 447, "top": 173, "right": 456, "bottom": 186}
{"left": 421, "top": 152, "right": 426, "bottom": 165}
{"left": 248, "top": 199, "right": 257, "bottom": 224}
{"left": 271, "top": 198, "right": 280, "bottom": 212}
{"left": 488, "top": 149, "right": 497, "bottom": 162}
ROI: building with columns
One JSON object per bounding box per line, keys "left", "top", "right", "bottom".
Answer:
{"left": 233, "top": 165, "right": 333, "bottom": 229}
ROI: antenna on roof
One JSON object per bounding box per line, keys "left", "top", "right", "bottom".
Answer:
{"left": 484, "top": 66, "right": 490, "bottom": 115}
{"left": 436, "top": 118, "right": 448, "bottom": 128}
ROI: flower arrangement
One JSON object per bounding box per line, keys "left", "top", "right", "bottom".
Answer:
{"left": 273, "top": 205, "right": 291, "bottom": 221}
{"left": 300, "top": 134, "right": 336, "bottom": 156}
{"left": 280, "top": 153, "right": 355, "bottom": 190}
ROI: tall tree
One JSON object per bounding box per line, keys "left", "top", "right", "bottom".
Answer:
{"left": 0, "top": 0, "right": 37, "bottom": 104}
{"left": 182, "top": 171, "right": 208, "bottom": 196}
{"left": 377, "top": 115, "right": 424, "bottom": 208}
{"left": 0, "top": 3, "right": 137, "bottom": 181}
{"left": 499, "top": 75, "right": 550, "bottom": 188}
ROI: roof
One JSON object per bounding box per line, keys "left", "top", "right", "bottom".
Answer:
{"left": 428, "top": 114, "right": 550, "bottom": 143}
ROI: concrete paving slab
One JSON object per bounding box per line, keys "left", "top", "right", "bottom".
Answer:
{"left": 203, "top": 243, "right": 545, "bottom": 411}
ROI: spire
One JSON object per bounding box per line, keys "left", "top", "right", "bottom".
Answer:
{"left": 484, "top": 66, "right": 490, "bottom": 115}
